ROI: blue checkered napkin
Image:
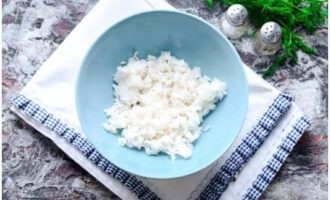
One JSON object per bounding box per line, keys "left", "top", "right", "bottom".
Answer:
{"left": 198, "top": 94, "right": 293, "bottom": 200}
{"left": 11, "top": 93, "right": 309, "bottom": 200}
{"left": 242, "top": 116, "right": 311, "bottom": 200}
{"left": 11, "top": 95, "right": 161, "bottom": 200}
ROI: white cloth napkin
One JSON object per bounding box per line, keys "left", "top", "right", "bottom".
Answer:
{"left": 11, "top": 0, "right": 311, "bottom": 199}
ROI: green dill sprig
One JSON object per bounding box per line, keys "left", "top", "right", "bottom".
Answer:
{"left": 206, "top": 0, "right": 327, "bottom": 77}
{"left": 206, "top": 0, "right": 215, "bottom": 9}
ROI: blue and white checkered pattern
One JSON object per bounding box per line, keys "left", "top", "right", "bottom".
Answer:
{"left": 252, "top": 176, "right": 268, "bottom": 191}
{"left": 11, "top": 94, "right": 160, "bottom": 200}
{"left": 274, "top": 148, "right": 288, "bottom": 163}
{"left": 293, "top": 117, "right": 310, "bottom": 132}
{"left": 207, "top": 181, "right": 224, "bottom": 194}
{"left": 44, "top": 114, "right": 59, "bottom": 130}
{"left": 214, "top": 170, "right": 232, "bottom": 183}
{"left": 213, "top": 182, "right": 227, "bottom": 195}
{"left": 12, "top": 95, "right": 30, "bottom": 109}
{"left": 105, "top": 163, "right": 119, "bottom": 176}
{"left": 258, "top": 114, "right": 276, "bottom": 131}
{"left": 88, "top": 150, "right": 102, "bottom": 164}
{"left": 23, "top": 101, "right": 39, "bottom": 116}
{"left": 243, "top": 188, "right": 261, "bottom": 200}
{"left": 273, "top": 95, "right": 292, "bottom": 113}
{"left": 198, "top": 94, "right": 293, "bottom": 200}
{"left": 200, "top": 192, "right": 217, "bottom": 200}
{"left": 221, "top": 160, "right": 239, "bottom": 177}
{"left": 97, "top": 158, "right": 110, "bottom": 171}
{"left": 280, "top": 138, "right": 296, "bottom": 152}
{"left": 267, "top": 157, "right": 282, "bottom": 171}
{"left": 115, "top": 169, "right": 130, "bottom": 183}
{"left": 131, "top": 184, "right": 147, "bottom": 197}
{"left": 265, "top": 105, "right": 282, "bottom": 120}
{"left": 260, "top": 167, "right": 276, "bottom": 182}
{"left": 80, "top": 142, "right": 95, "bottom": 157}
{"left": 202, "top": 182, "right": 217, "bottom": 196}
{"left": 243, "top": 133, "right": 262, "bottom": 151}
{"left": 12, "top": 93, "right": 309, "bottom": 200}
{"left": 53, "top": 121, "right": 68, "bottom": 136}
{"left": 287, "top": 129, "right": 302, "bottom": 142}
{"left": 280, "top": 93, "right": 293, "bottom": 101}
{"left": 63, "top": 128, "right": 78, "bottom": 142}
{"left": 72, "top": 135, "right": 87, "bottom": 149}
{"left": 237, "top": 142, "right": 254, "bottom": 160}
{"left": 243, "top": 116, "right": 312, "bottom": 200}
{"left": 33, "top": 107, "right": 49, "bottom": 123}
{"left": 124, "top": 175, "right": 140, "bottom": 190}
{"left": 252, "top": 124, "right": 269, "bottom": 142}
{"left": 230, "top": 151, "right": 246, "bottom": 167}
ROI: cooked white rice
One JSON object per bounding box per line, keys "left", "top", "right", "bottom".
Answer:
{"left": 103, "top": 51, "right": 227, "bottom": 160}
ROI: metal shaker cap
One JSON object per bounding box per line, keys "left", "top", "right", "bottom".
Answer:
{"left": 260, "top": 22, "right": 282, "bottom": 44}
{"left": 225, "top": 4, "right": 248, "bottom": 26}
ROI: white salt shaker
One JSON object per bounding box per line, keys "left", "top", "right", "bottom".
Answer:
{"left": 254, "top": 22, "right": 282, "bottom": 55}
{"left": 219, "top": 4, "right": 248, "bottom": 39}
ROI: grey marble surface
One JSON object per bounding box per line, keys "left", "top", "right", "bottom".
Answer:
{"left": 2, "top": 0, "right": 328, "bottom": 199}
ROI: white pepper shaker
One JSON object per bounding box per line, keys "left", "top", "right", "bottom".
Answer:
{"left": 254, "top": 22, "right": 282, "bottom": 55}
{"left": 219, "top": 4, "right": 248, "bottom": 39}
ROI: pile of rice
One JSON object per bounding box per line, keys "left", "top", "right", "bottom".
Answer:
{"left": 103, "top": 52, "right": 227, "bottom": 160}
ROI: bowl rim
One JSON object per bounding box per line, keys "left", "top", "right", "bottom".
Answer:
{"left": 75, "top": 10, "right": 249, "bottom": 179}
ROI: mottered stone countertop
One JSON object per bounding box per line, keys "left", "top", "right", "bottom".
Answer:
{"left": 2, "top": 0, "right": 328, "bottom": 199}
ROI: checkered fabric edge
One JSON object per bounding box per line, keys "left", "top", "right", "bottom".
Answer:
{"left": 11, "top": 94, "right": 160, "bottom": 200}
{"left": 242, "top": 116, "right": 312, "bottom": 200}
{"left": 198, "top": 93, "right": 293, "bottom": 200}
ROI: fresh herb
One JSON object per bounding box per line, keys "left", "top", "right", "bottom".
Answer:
{"left": 206, "top": 0, "right": 215, "bottom": 9}
{"left": 206, "top": 0, "right": 327, "bottom": 77}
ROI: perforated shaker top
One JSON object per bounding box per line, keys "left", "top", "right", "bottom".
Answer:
{"left": 260, "top": 22, "right": 282, "bottom": 44}
{"left": 225, "top": 4, "right": 248, "bottom": 26}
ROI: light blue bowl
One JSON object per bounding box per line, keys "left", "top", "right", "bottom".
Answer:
{"left": 76, "top": 10, "right": 248, "bottom": 179}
